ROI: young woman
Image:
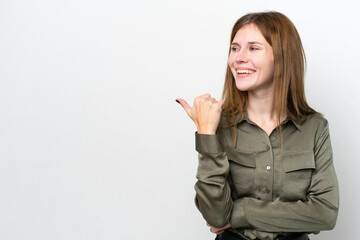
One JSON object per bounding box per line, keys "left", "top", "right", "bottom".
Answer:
{"left": 176, "top": 11, "right": 339, "bottom": 240}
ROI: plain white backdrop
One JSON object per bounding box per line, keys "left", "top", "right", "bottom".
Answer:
{"left": 0, "top": 0, "right": 359, "bottom": 239}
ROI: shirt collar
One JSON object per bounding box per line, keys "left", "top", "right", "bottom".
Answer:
{"left": 282, "top": 117, "right": 302, "bottom": 131}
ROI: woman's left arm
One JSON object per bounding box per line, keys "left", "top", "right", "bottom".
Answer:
{"left": 230, "top": 122, "right": 339, "bottom": 232}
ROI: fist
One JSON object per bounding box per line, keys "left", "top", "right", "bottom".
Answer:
{"left": 176, "top": 94, "right": 224, "bottom": 134}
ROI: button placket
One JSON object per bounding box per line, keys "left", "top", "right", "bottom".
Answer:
{"left": 264, "top": 132, "right": 274, "bottom": 200}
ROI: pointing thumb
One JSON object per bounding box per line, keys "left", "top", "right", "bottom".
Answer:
{"left": 176, "top": 98, "right": 192, "bottom": 117}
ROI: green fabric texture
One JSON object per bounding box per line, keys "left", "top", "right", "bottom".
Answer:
{"left": 194, "top": 113, "right": 339, "bottom": 240}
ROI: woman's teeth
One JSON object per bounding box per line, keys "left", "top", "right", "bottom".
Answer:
{"left": 237, "top": 69, "right": 255, "bottom": 74}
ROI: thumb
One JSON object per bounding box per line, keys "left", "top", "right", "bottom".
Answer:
{"left": 176, "top": 98, "right": 192, "bottom": 116}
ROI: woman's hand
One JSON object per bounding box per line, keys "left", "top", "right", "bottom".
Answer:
{"left": 207, "top": 222, "right": 231, "bottom": 234}
{"left": 176, "top": 94, "right": 224, "bottom": 135}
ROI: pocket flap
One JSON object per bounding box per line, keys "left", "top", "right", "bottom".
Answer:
{"left": 224, "top": 145, "right": 256, "bottom": 168}
{"left": 282, "top": 151, "right": 315, "bottom": 172}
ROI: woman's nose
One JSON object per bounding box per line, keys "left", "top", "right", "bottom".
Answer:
{"left": 235, "top": 49, "right": 248, "bottom": 63}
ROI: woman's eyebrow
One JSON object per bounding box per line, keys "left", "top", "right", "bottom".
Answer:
{"left": 231, "top": 41, "right": 264, "bottom": 45}
{"left": 248, "top": 41, "right": 263, "bottom": 45}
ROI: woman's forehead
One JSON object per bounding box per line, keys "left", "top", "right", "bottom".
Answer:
{"left": 232, "top": 24, "right": 267, "bottom": 45}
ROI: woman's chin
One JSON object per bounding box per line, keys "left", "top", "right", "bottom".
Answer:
{"left": 235, "top": 83, "right": 251, "bottom": 92}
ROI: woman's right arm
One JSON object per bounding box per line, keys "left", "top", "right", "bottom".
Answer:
{"left": 194, "top": 132, "right": 235, "bottom": 228}
{"left": 177, "top": 95, "right": 235, "bottom": 229}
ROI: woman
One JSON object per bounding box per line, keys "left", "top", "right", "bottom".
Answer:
{"left": 176, "top": 11, "right": 339, "bottom": 240}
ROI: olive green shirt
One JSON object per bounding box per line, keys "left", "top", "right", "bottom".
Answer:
{"left": 194, "top": 113, "right": 339, "bottom": 240}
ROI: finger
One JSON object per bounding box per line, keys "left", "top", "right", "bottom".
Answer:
{"left": 194, "top": 94, "right": 211, "bottom": 105}
{"left": 200, "top": 93, "right": 211, "bottom": 98}
{"left": 176, "top": 98, "right": 192, "bottom": 116}
{"left": 216, "top": 230, "right": 225, "bottom": 234}
{"left": 218, "top": 100, "right": 225, "bottom": 110}
{"left": 210, "top": 227, "right": 224, "bottom": 235}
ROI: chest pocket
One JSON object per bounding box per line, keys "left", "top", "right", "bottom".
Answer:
{"left": 225, "top": 146, "right": 256, "bottom": 197}
{"left": 280, "top": 151, "right": 316, "bottom": 200}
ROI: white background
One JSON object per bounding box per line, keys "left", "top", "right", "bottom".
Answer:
{"left": 0, "top": 0, "right": 358, "bottom": 239}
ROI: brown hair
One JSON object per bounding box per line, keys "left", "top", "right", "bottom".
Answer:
{"left": 221, "top": 11, "right": 317, "bottom": 146}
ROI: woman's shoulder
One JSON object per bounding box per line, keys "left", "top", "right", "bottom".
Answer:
{"left": 300, "top": 113, "right": 330, "bottom": 135}
{"left": 303, "top": 112, "right": 328, "bottom": 125}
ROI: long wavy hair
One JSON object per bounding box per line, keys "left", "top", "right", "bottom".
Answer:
{"left": 221, "top": 11, "right": 317, "bottom": 147}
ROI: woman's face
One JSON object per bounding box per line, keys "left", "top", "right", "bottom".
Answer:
{"left": 228, "top": 24, "right": 275, "bottom": 94}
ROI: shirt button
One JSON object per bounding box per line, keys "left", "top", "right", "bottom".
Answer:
{"left": 265, "top": 188, "right": 270, "bottom": 193}
{"left": 266, "top": 145, "right": 270, "bottom": 151}
{"left": 266, "top": 165, "right": 271, "bottom": 171}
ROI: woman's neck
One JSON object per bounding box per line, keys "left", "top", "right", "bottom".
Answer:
{"left": 247, "top": 88, "right": 275, "bottom": 119}
{"left": 246, "top": 89, "right": 285, "bottom": 135}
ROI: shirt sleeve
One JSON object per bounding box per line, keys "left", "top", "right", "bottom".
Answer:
{"left": 230, "top": 122, "right": 339, "bottom": 232}
{"left": 194, "top": 132, "right": 234, "bottom": 228}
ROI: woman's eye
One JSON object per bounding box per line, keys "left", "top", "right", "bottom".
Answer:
{"left": 250, "top": 47, "right": 258, "bottom": 51}
{"left": 231, "top": 47, "right": 239, "bottom": 51}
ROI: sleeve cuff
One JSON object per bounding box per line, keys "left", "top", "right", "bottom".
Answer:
{"left": 195, "top": 132, "right": 224, "bottom": 154}
{"left": 230, "top": 198, "right": 251, "bottom": 228}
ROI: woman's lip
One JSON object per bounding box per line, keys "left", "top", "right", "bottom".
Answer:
{"left": 236, "top": 73, "right": 253, "bottom": 78}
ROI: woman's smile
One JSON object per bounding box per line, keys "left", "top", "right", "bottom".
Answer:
{"left": 235, "top": 67, "right": 256, "bottom": 78}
